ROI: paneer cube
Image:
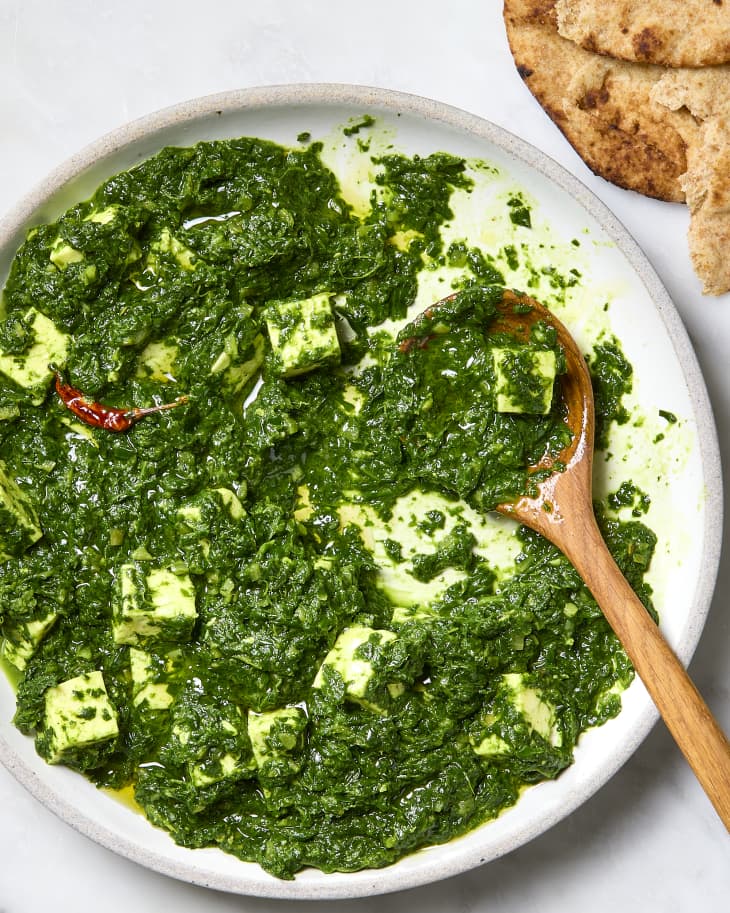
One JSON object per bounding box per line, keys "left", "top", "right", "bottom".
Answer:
{"left": 175, "top": 487, "right": 248, "bottom": 572}
{"left": 49, "top": 238, "right": 85, "bottom": 269}
{"left": 148, "top": 228, "right": 197, "bottom": 271}
{"left": 112, "top": 563, "right": 197, "bottom": 646}
{"left": 129, "top": 647, "right": 179, "bottom": 710}
{"left": 265, "top": 292, "right": 341, "bottom": 377}
{"left": 502, "top": 672, "right": 562, "bottom": 746}
{"left": 313, "top": 626, "right": 391, "bottom": 699}
{"left": 471, "top": 731, "right": 511, "bottom": 758}
{"left": 0, "top": 460, "right": 43, "bottom": 561}
{"left": 491, "top": 346, "right": 557, "bottom": 414}
{"left": 247, "top": 706, "right": 307, "bottom": 780}
{"left": 212, "top": 486, "right": 245, "bottom": 520}
{"left": 136, "top": 339, "right": 179, "bottom": 383}
{"left": 0, "top": 307, "right": 69, "bottom": 404}
{"left": 209, "top": 330, "right": 265, "bottom": 395}
{"left": 1, "top": 610, "right": 57, "bottom": 671}
{"left": 41, "top": 671, "right": 119, "bottom": 764}
{"left": 312, "top": 625, "right": 405, "bottom": 712}
{"left": 83, "top": 205, "right": 119, "bottom": 225}
{"left": 167, "top": 696, "right": 255, "bottom": 790}
{"left": 190, "top": 750, "right": 247, "bottom": 789}
{"left": 470, "top": 671, "right": 562, "bottom": 758}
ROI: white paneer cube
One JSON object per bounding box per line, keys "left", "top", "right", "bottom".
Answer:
{"left": 1, "top": 610, "right": 57, "bottom": 671}
{"left": 265, "top": 293, "right": 341, "bottom": 377}
{"left": 129, "top": 647, "right": 177, "bottom": 710}
{"left": 313, "top": 625, "right": 398, "bottom": 711}
{"left": 492, "top": 346, "right": 557, "bottom": 414}
{"left": 0, "top": 307, "right": 69, "bottom": 404}
{"left": 502, "top": 672, "right": 562, "bottom": 747}
{"left": 0, "top": 460, "right": 43, "bottom": 561}
{"left": 248, "top": 706, "right": 307, "bottom": 778}
{"left": 113, "top": 563, "right": 197, "bottom": 646}
{"left": 42, "top": 671, "right": 119, "bottom": 763}
{"left": 470, "top": 672, "right": 562, "bottom": 759}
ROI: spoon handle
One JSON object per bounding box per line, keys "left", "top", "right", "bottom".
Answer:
{"left": 562, "top": 512, "right": 730, "bottom": 830}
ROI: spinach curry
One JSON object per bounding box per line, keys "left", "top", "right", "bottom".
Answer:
{"left": 0, "top": 133, "right": 657, "bottom": 878}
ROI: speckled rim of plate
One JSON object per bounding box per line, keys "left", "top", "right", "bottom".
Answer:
{"left": 0, "top": 84, "right": 723, "bottom": 900}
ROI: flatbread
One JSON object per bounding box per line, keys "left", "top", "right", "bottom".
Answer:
{"left": 504, "top": 0, "right": 730, "bottom": 293}
{"left": 651, "top": 66, "right": 730, "bottom": 120}
{"left": 681, "top": 117, "right": 730, "bottom": 295}
{"left": 651, "top": 73, "right": 730, "bottom": 294}
{"left": 555, "top": 0, "right": 730, "bottom": 68}
{"left": 503, "top": 0, "right": 698, "bottom": 201}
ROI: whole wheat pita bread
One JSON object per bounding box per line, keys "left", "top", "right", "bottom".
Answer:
{"left": 555, "top": 0, "right": 730, "bottom": 68}
{"left": 651, "top": 66, "right": 730, "bottom": 120}
{"left": 681, "top": 117, "right": 730, "bottom": 295}
{"left": 503, "top": 0, "right": 698, "bottom": 201}
{"left": 651, "top": 73, "right": 730, "bottom": 293}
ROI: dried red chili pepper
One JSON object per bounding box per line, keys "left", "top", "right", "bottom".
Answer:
{"left": 53, "top": 371, "right": 188, "bottom": 432}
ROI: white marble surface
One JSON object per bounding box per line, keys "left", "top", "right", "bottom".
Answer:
{"left": 0, "top": 1, "right": 728, "bottom": 910}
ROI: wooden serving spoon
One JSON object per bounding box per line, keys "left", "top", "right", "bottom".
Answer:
{"left": 403, "top": 288, "right": 730, "bottom": 828}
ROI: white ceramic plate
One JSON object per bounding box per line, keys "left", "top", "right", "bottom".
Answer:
{"left": 0, "top": 85, "right": 722, "bottom": 899}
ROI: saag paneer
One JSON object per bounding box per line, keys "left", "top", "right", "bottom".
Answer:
{"left": 0, "top": 133, "right": 656, "bottom": 878}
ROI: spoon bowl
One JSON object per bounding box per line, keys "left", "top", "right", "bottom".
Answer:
{"left": 488, "top": 289, "right": 594, "bottom": 540}
{"left": 402, "top": 288, "right": 730, "bottom": 828}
